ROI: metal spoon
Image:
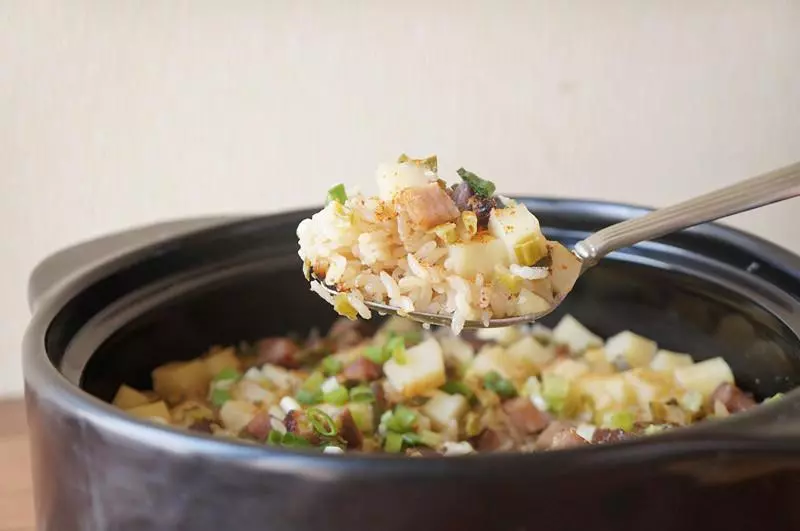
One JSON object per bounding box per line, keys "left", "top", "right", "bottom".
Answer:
{"left": 323, "top": 160, "right": 800, "bottom": 328}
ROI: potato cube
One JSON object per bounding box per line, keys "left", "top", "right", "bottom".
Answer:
{"left": 204, "top": 347, "right": 241, "bottom": 377}
{"left": 126, "top": 401, "right": 171, "bottom": 423}
{"left": 605, "top": 331, "right": 657, "bottom": 369}
{"left": 383, "top": 338, "right": 446, "bottom": 398}
{"left": 112, "top": 385, "right": 151, "bottom": 409}
{"left": 674, "top": 357, "right": 734, "bottom": 398}
{"left": 552, "top": 315, "right": 602, "bottom": 353}
{"left": 650, "top": 350, "right": 694, "bottom": 372}
{"left": 152, "top": 360, "right": 211, "bottom": 405}
{"left": 422, "top": 391, "right": 469, "bottom": 430}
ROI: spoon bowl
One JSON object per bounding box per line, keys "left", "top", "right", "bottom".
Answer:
{"left": 322, "top": 160, "right": 800, "bottom": 329}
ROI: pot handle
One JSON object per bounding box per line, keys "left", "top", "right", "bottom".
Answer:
{"left": 28, "top": 216, "right": 243, "bottom": 313}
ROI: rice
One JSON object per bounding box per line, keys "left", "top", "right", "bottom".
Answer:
{"left": 296, "top": 156, "right": 581, "bottom": 332}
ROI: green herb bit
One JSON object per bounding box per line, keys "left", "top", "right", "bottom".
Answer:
{"left": 364, "top": 345, "right": 389, "bottom": 365}
{"left": 483, "top": 371, "right": 517, "bottom": 399}
{"left": 296, "top": 389, "right": 322, "bottom": 406}
{"left": 321, "top": 356, "right": 344, "bottom": 376}
{"left": 456, "top": 167, "right": 496, "bottom": 198}
{"left": 307, "top": 407, "right": 338, "bottom": 437}
{"left": 386, "top": 335, "right": 407, "bottom": 364}
{"left": 323, "top": 386, "right": 349, "bottom": 406}
{"left": 267, "top": 430, "right": 311, "bottom": 448}
{"left": 603, "top": 411, "right": 634, "bottom": 432}
{"left": 349, "top": 385, "right": 375, "bottom": 403}
{"left": 325, "top": 184, "right": 348, "bottom": 205}
{"left": 210, "top": 388, "right": 232, "bottom": 407}
{"left": 266, "top": 430, "right": 283, "bottom": 445}
{"left": 398, "top": 153, "right": 438, "bottom": 173}
{"left": 301, "top": 371, "right": 325, "bottom": 393}
{"left": 386, "top": 405, "right": 417, "bottom": 433}
{"left": 384, "top": 432, "right": 404, "bottom": 453}
{"left": 440, "top": 380, "right": 473, "bottom": 399}
{"left": 402, "top": 432, "right": 422, "bottom": 446}
{"left": 419, "top": 430, "right": 442, "bottom": 448}
{"left": 541, "top": 374, "right": 569, "bottom": 413}
{"left": 213, "top": 367, "right": 241, "bottom": 382}
{"left": 766, "top": 392, "right": 785, "bottom": 403}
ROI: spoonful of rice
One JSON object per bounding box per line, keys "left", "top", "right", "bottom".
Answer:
{"left": 297, "top": 156, "right": 800, "bottom": 333}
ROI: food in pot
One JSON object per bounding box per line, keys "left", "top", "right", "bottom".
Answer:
{"left": 295, "top": 155, "right": 581, "bottom": 333}
{"left": 112, "top": 315, "right": 778, "bottom": 455}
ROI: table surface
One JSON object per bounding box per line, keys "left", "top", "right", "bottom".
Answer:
{"left": 0, "top": 399, "right": 35, "bottom": 531}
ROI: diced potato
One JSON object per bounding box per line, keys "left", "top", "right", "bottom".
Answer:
{"left": 204, "top": 347, "right": 241, "bottom": 377}
{"left": 261, "top": 365, "right": 299, "bottom": 392}
{"left": 542, "top": 358, "right": 590, "bottom": 382}
{"left": 126, "top": 400, "right": 171, "bottom": 422}
{"left": 219, "top": 400, "right": 258, "bottom": 433}
{"left": 112, "top": 385, "right": 151, "bottom": 409}
{"left": 347, "top": 403, "right": 374, "bottom": 433}
{"left": 475, "top": 326, "right": 524, "bottom": 346}
{"left": 383, "top": 337, "right": 446, "bottom": 398}
{"left": 466, "top": 344, "right": 537, "bottom": 383}
{"left": 488, "top": 204, "right": 547, "bottom": 266}
{"left": 437, "top": 335, "right": 476, "bottom": 369}
{"left": 233, "top": 380, "right": 276, "bottom": 404}
{"left": 517, "top": 288, "right": 551, "bottom": 315}
{"left": 605, "top": 331, "right": 657, "bottom": 369}
{"left": 623, "top": 368, "right": 679, "bottom": 410}
{"left": 574, "top": 374, "right": 631, "bottom": 413}
{"left": 583, "top": 348, "right": 614, "bottom": 375}
{"left": 152, "top": 360, "right": 211, "bottom": 405}
{"left": 552, "top": 315, "right": 603, "bottom": 353}
{"left": 376, "top": 162, "right": 432, "bottom": 200}
{"left": 505, "top": 336, "right": 554, "bottom": 371}
{"left": 422, "top": 390, "right": 469, "bottom": 430}
{"left": 650, "top": 350, "right": 694, "bottom": 372}
{"left": 674, "top": 357, "right": 734, "bottom": 398}
{"left": 446, "top": 237, "right": 509, "bottom": 278}
{"left": 530, "top": 324, "right": 554, "bottom": 344}
{"left": 547, "top": 242, "right": 582, "bottom": 296}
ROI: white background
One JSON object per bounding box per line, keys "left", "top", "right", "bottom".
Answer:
{"left": 2, "top": 1, "right": 799, "bottom": 397}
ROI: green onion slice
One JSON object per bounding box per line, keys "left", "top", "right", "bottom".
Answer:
{"left": 307, "top": 407, "right": 338, "bottom": 437}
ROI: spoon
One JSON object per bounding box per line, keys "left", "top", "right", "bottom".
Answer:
{"left": 323, "top": 160, "right": 800, "bottom": 329}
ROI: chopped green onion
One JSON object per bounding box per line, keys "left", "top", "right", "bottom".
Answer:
{"left": 213, "top": 367, "right": 241, "bottom": 382}
{"left": 386, "top": 335, "right": 407, "bottom": 364}
{"left": 384, "top": 432, "right": 404, "bottom": 453}
{"left": 643, "top": 424, "right": 670, "bottom": 436}
{"left": 440, "top": 380, "right": 473, "bottom": 399}
{"left": 267, "top": 431, "right": 311, "bottom": 448}
{"left": 364, "top": 345, "right": 389, "bottom": 365}
{"left": 210, "top": 388, "right": 231, "bottom": 407}
{"left": 321, "top": 356, "right": 344, "bottom": 376}
{"left": 483, "top": 371, "right": 517, "bottom": 399}
{"left": 402, "top": 432, "right": 422, "bottom": 446}
{"left": 463, "top": 412, "right": 482, "bottom": 438}
{"left": 398, "top": 153, "right": 438, "bottom": 173}
{"left": 766, "top": 392, "right": 785, "bottom": 403}
{"left": 457, "top": 167, "right": 495, "bottom": 198}
{"left": 542, "top": 374, "right": 570, "bottom": 413}
{"left": 348, "top": 404, "right": 373, "bottom": 432}
{"left": 323, "top": 386, "right": 349, "bottom": 406}
{"left": 386, "top": 405, "right": 417, "bottom": 433}
{"left": 326, "top": 184, "right": 348, "bottom": 205}
{"left": 295, "top": 389, "right": 322, "bottom": 405}
{"left": 349, "top": 385, "right": 375, "bottom": 403}
{"left": 307, "top": 407, "right": 338, "bottom": 437}
{"left": 301, "top": 371, "right": 325, "bottom": 393}
{"left": 603, "top": 411, "right": 634, "bottom": 432}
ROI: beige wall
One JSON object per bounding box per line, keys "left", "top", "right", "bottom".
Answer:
{"left": 2, "top": 1, "right": 799, "bottom": 397}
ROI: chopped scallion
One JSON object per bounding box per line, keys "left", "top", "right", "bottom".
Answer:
{"left": 301, "top": 371, "right": 325, "bottom": 393}
{"left": 323, "top": 386, "right": 349, "bottom": 406}
{"left": 402, "top": 432, "right": 422, "bottom": 446}
{"left": 440, "top": 380, "right": 473, "bottom": 399}
{"left": 210, "top": 388, "right": 231, "bottom": 407}
{"left": 349, "top": 385, "right": 375, "bottom": 403}
{"left": 384, "top": 432, "right": 404, "bottom": 453}
{"left": 457, "top": 167, "right": 495, "bottom": 198}
{"left": 213, "top": 367, "right": 241, "bottom": 382}
{"left": 603, "top": 411, "right": 634, "bottom": 432}
{"left": 325, "top": 184, "right": 348, "bottom": 205}
{"left": 386, "top": 405, "right": 417, "bottom": 433}
{"left": 307, "top": 407, "right": 338, "bottom": 437}
{"left": 542, "top": 374, "right": 570, "bottom": 413}
{"left": 364, "top": 345, "right": 389, "bottom": 365}
{"left": 483, "top": 371, "right": 517, "bottom": 399}
{"left": 295, "top": 389, "right": 322, "bottom": 405}
{"left": 321, "top": 356, "right": 344, "bottom": 376}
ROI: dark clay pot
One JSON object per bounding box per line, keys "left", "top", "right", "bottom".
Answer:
{"left": 23, "top": 199, "right": 800, "bottom": 531}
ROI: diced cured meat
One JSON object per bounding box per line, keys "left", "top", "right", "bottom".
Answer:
{"left": 448, "top": 181, "right": 474, "bottom": 211}
{"left": 592, "top": 428, "right": 629, "bottom": 444}
{"left": 502, "top": 397, "right": 550, "bottom": 434}
{"left": 710, "top": 383, "right": 756, "bottom": 414}
{"left": 466, "top": 195, "right": 497, "bottom": 227}
{"left": 549, "top": 428, "right": 589, "bottom": 450}
{"left": 342, "top": 357, "right": 382, "bottom": 382}
{"left": 535, "top": 421, "right": 577, "bottom": 450}
{"left": 339, "top": 409, "right": 364, "bottom": 450}
{"left": 187, "top": 418, "right": 214, "bottom": 434}
{"left": 327, "top": 319, "right": 367, "bottom": 350}
{"left": 255, "top": 338, "right": 301, "bottom": 368}
{"left": 472, "top": 429, "right": 504, "bottom": 452}
{"left": 283, "top": 410, "right": 318, "bottom": 444}
{"left": 395, "top": 183, "right": 460, "bottom": 230}
{"left": 244, "top": 411, "right": 272, "bottom": 440}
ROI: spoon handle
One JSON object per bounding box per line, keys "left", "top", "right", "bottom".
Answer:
{"left": 573, "top": 160, "right": 800, "bottom": 267}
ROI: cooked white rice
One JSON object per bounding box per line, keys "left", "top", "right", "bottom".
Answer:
{"left": 296, "top": 157, "right": 580, "bottom": 333}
